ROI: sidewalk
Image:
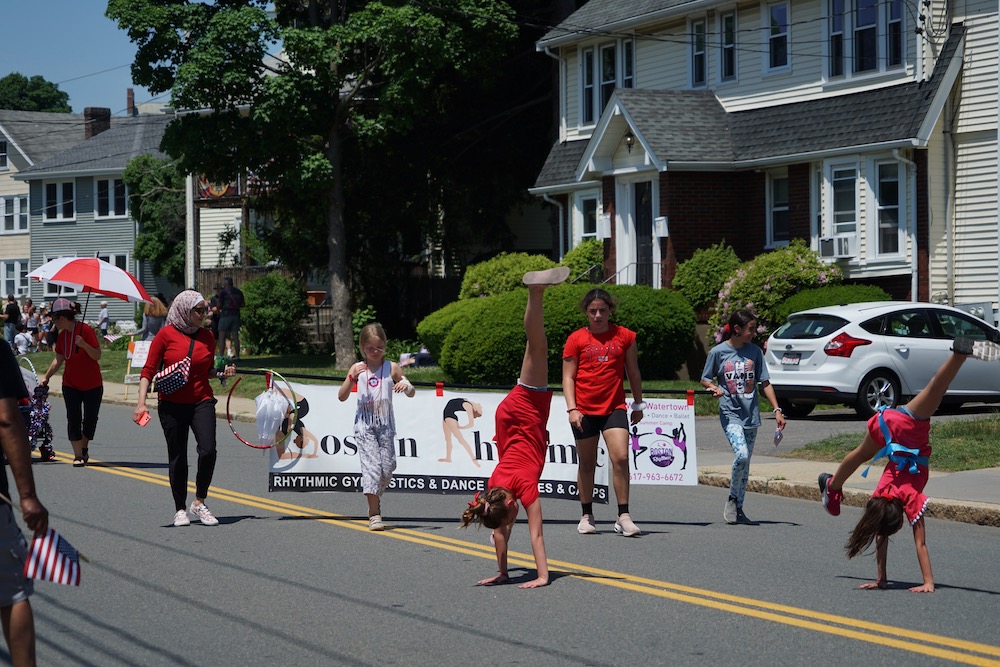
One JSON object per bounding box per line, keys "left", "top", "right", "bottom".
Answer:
{"left": 43, "top": 376, "right": 1000, "bottom": 528}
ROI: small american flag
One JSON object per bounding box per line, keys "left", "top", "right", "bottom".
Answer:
{"left": 104, "top": 333, "right": 125, "bottom": 345}
{"left": 23, "top": 528, "right": 81, "bottom": 586}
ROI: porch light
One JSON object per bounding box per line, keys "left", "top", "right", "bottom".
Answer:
{"left": 624, "top": 129, "right": 636, "bottom": 153}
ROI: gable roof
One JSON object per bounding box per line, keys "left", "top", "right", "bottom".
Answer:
{"left": 533, "top": 24, "right": 964, "bottom": 189}
{"left": 538, "top": 0, "right": 698, "bottom": 49}
{"left": 15, "top": 115, "right": 172, "bottom": 179}
{"left": 0, "top": 110, "right": 87, "bottom": 166}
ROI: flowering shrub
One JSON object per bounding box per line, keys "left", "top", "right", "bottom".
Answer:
{"left": 672, "top": 241, "right": 742, "bottom": 312}
{"left": 707, "top": 240, "right": 843, "bottom": 345}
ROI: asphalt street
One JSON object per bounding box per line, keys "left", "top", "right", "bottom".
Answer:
{"left": 10, "top": 401, "right": 1000, "bottom": 667}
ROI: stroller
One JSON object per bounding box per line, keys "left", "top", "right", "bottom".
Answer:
{"left": 18, "top": 358, "right": 55, "bottom": 463}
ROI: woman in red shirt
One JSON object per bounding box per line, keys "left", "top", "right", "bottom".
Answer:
{"left": 562, "top": 288, "right": 645, "bottom": 537}
{"left": 40, "top": 298, "right": 103, "bottom": 467}
{"left": 133, "top": 291, "right": 235, "bottom": 528}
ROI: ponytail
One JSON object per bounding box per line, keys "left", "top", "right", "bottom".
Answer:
{"left": 460, "top": 488, "right": 511, "bottom": 530}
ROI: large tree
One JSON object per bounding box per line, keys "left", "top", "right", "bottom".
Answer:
{"left": 0, "top": 73, "right": 71, "bottom": 112}
{"left": 106, "top": 0, "right": 519, "bottom": 366}
{"left": 122, "top": 155, "right": 187, "bottom": 285}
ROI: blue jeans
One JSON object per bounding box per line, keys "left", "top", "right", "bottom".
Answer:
{"left": 4, "top": 323, "right": 15, "bottom": 348}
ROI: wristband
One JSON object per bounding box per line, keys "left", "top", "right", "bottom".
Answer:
{"left": 631, "top": 401, "right": 646, "bottom": 411}
{"left": 567, "top": 407, "right": 578, "bottom": 413}
{"left": 347, "top": 374, "right": 355, "bottom": 384}
{"left": 774, "top": 407, "right": 784, "bottom": 413}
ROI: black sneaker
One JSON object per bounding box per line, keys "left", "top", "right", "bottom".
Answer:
{"left": 734, "top": 508, "right": 758, "bottom": 525}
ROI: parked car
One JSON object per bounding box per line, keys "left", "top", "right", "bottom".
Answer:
{"left": 764, "top": 302, "right": 1000, "bottom": 418}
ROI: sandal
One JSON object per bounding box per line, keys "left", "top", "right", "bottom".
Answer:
{"left": 72, "top": 457, "right": 86, "bottom": 467}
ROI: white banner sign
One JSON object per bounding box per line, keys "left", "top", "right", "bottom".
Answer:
{"left": 266, "top": 383, "right": 697, "bottom": 501}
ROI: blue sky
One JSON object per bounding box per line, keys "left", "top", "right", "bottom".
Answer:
{"left": 2, "top": 1, "right": 161, "bottom": 115}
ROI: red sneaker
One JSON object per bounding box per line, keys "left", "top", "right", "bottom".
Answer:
{"left": 818, "top": 473, "right": 842, "bottom": 516}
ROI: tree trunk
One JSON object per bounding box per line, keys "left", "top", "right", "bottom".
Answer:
{"left": 326, "top": 123, "right": 355, "bottom": 367}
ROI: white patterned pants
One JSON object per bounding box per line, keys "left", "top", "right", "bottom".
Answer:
{"left": 357, "top": 422, "right": 396, "bottom": 496}
{"left": 725, "top": 423, "right": 758, "bottom": 508}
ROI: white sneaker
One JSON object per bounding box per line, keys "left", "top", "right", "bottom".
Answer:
{"left": 189, "top": 502, "right": 219, "bottom": 526}
{"left": 577, "top": 514, "right": 598, "bottom": 534}
{"left": 368, "top": 515, "right": 385, "bottom": 531}
{"left": 613, "top": 512, "right": 642, "bottom": 537}
{"left": 173, "top": 509, "right": 191, "bottom": 527}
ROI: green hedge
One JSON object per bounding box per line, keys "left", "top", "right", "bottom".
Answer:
{"left": 242, "top": 273, "right": 309, "bottom": 354}
{"left": 458, "top": 252, "right": 557, "bottom": 299}
{"left": 426, "top": 284, "right": 696, "bottom": 384}
{"left": 774, "top": 284, "right": 892, "bottom": 323}
{"left": 672, "top": 241, "right": 741, "bottom": 312}
{"left": 562, "top": 239, "right": 605, "bottom": 283}
{"left": 416, "top": 299, "right": 479, "bottom": 362}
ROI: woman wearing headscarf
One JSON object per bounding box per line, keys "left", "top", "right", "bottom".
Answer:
{"left": 133, "top": 290, "right": 235, "bottom": 527}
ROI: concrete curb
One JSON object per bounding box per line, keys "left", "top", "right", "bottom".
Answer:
{"left": 698, "top": 472, "right": 1000, "bottom": 528}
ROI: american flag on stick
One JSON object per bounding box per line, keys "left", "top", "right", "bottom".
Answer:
{"left": 23, "top": 527, "right": 82, "bottom": 586}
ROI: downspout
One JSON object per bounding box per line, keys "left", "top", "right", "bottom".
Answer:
{"left": 893, "top": 148, "right": 918, "bottom": 301}
{"left": 542, "top": 193, "right": 567, "bottom": 259}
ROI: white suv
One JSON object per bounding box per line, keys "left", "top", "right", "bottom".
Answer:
{"left": 765, "top": 301, "right": 1000, "bottom": 418}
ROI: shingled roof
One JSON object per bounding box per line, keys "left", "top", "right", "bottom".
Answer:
{"left": 16, "top": 114, "right": 172, "bottom": 178}
{"left": 0, "top": 110, "right": 87, "bottom": 165}
{"left": 538, "top": 0, "right": 697, "bottom": 48}
{"left": 534, "top": 25, "right": 963, "bottom": 189}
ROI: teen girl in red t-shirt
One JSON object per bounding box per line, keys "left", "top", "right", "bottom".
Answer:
{"left": 460, "top": 267, "right": 570, "bottom": 589}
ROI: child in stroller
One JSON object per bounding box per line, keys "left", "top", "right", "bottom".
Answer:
{"left": 18, "top": 360, "right": 55, "bottom": 462}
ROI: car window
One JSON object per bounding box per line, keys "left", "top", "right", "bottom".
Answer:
{"left": 773, "top": 314, "right": 848, "bottom": 339}
{"left": 859, "top": 315, "right": 884, "bottom": 335}
{"left": 885, "top": 310, "right": 934, "bottom": 338}
{"left": 931, "top": 310, "right": 991, "bottom": 341}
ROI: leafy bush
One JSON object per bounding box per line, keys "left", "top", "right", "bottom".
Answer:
{"left": 672, "top": 241, "right": 741, "bottom": 312}
{"left": 436, "top": 284, "right": 696, "bottom": 384}
{"left": 775, "top": 284, "right": 892, "bottom": 323}
{"left": 562, "top": 239, "right": 605, "bottom": 283}
{"left": 242, "top": 273, "right": 310, "bottom": 354}
{"left": 708, "top": 240, "right": 843, "bottom": 344}
{"left": 416, "top": 299, "right": 480, "bottom": 361}
{"left": 458, "top": 252, "right": 556, "bottom": 299}
{"left": 352, "top": 304, "right": 378, "bottom": 338}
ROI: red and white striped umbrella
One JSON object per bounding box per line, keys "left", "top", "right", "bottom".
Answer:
{"left": 28, "top": 257, "right": 151, "bottom": 303}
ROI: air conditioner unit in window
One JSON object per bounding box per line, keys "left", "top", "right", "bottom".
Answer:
{"left": 818, "top": 236, "right": 855, "bottom": 259}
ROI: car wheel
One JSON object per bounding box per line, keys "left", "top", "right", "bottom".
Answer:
{"left": 855, "top": 370, "right": 900, "bottom": 419}
{"left": 777, "top": 399, "right": 815, "bottom": 418}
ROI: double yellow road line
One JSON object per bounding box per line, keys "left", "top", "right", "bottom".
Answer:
{"left": 71, "top": 454, "right": 1000, "bottom": 666}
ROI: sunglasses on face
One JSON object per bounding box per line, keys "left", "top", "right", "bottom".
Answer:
{"left": 191, "top": 306, "right": 208, "bottom": 315}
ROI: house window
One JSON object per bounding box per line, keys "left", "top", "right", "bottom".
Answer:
{"left": 886, "top": 0, "right": 902, "bottom": 67}
{"left": 829, "top": 0, "right": 845, "bottom": 77}
{"left": 580, "top": 197, "right": 598, "bottom": 240}
{"left": 720, "top": 12, "right": 737, "bottom": 81}
{"left": 691, "top": 19, "right": 707, "bottom": 86}
{"left": 42, "top": 255, "right": 77, "bottom": 297}
{"left": 582, "top": 47, "right": 596, "bottom": 124}
{"left": 831, "top": 166, "right": 857, "bottom": 235}
{"left": 97, "top": 252, "right": 129, "bottom": 273}
{"left": 580, "top": 39, "right": 635, "bottom": 126}
{"left": 828, "top": 0, "right": 902, "bottom": 78}
{"left": 96, "top": 178, "right": 127, "bottom": 218}
{"left": 1, "top": 196, "right": 29, "bottom": 233}
{"left": 768, "top": 2, "right": 789, "bottom": 70}
{"left": 44, "top": 181, "right": 75, "bottom": 221}
{"left": 1, "top": 260, "right": 28, "bottom": 297}
{"left": 0, "top": 140, "right": 7, "bottom": 170}
{"left": 875, "top": 161, "right": 901, "bottom": 255}
{"left": 767, "top": 171, "right": 790, "bottom": 245}
{"left": 854, "top": 0, "right": 878, "bottom": 72}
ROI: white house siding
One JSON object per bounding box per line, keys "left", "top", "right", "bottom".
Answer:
{"left": 951, "top": 134, "right": 998, "bottom": 305}
{"left": 952, "top": 11, "right": 999, "bottom": 133}
{"left": 925, "top": 117, "right": 951, "bottom": 303}
{"left": 198, "top": 207, "right": 242, "bottom": 268}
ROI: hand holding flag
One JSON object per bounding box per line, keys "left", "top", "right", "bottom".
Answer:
{"left": 23, "top": 527, "right": 83, "bottom": 587}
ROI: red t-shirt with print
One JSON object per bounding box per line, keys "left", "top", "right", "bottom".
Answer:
{"left": 562, "top": 324, "right": 636, "bottom": 416}
{"left": 55, "top": 323, "right": 103, "bottom": 391}
{"left": 140, "top": 325, "right": 217, "bottom": 404}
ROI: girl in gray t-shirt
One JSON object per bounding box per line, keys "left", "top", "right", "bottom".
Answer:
{"left": 702, "top": 309, "right": 786, "bottom": 525}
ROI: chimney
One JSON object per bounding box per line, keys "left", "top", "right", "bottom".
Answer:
{"left": 84, "top": 107, "right": 112, "bottom": 139}
{"left": 127, "top": 88, "right": 136, "bottom": 117}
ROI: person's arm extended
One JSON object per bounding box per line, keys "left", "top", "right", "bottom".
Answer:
{"left": 40, "top": 352, "right": 65, "bottom": 385}
{"left": 760, "top": 380, "right": 786, "bottom": 429}
{"left": 520, "top": 499, "right": 549, "bottom": 589}
{"left": 910, "top": 519, "right": 934, "bottom": 593}
{"left": 0, "top": 396, "right": 48, "bottom": 534}
{"left": 562, "top": 356, "right": 582, "bottom": 429}
{"left": 478, "top": 524, "right": 511, "bottom": 586}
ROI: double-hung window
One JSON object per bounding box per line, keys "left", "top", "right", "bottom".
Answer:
{"left": 691, "top": 19, "right": 707, "bottom": 86}
{"left": 874, "top": 161, "right": 901, "bottom": 255}
{"left": 580, "top": 39, "right": 636, "bottom": 125}
{"left": 0, "top": 140, "right": 8, "bottom": 170}
{"left": 768, "top": 2, "right": 790, "bottom": 70}
{"left": 96, "top": 178, "right": 127, "bottom": 218}
{"left": 830, "top": 165, "right": 858, "bottom": 236}
{"left": 828, "top": 0, "right": 903, "bottom": 78}
{"left": 43, "top": 181, "right": 75, "bottom": 221}
{"left": 720, "top": 12, "right": 738, "bottom": 81}
{"left": 1, "top": 259, "right": 28, "bottom": 297}
{"left": 767, "top": 170, "right": 790, "bottom": 246}
{"left": 42, "top": 255, "right": 77, "bottom": 297}
{"left": 1, "top": 196, "right": 28, "bottom": 233}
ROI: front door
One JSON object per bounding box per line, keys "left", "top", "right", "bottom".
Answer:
{"left": 634, "top": 181, "right": 653, "bottom": 287}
